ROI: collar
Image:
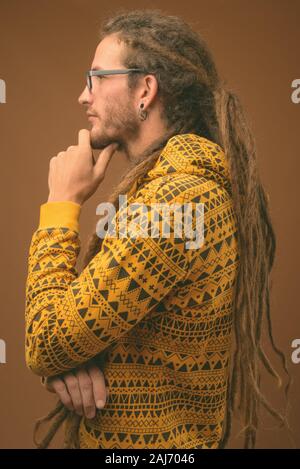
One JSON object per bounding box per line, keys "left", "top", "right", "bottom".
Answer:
{"left": 138, "top": 133, "right": 232, "bottom": 195}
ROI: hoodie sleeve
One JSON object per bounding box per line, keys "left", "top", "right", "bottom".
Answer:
{"left": 25, "top": 192, "right": 193, "bottom": 377}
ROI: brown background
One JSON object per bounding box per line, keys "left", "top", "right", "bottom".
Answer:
{"left": 0, "top": 0, "right": 299, "bottom": 449}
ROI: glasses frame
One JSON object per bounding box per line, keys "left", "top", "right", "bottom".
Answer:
{"left": 86, "top": 68, "right": 147, "bottom": 91}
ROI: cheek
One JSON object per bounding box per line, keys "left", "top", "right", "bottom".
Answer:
{"left": 93, "top": 82, "right": 130, "bottom": 116}
{"left": 92, "top": 96, "right": 103, "bottom": 117}
{"left": 93, "top": 90, "right": 113, "bottom": 116}
{"left": 106, "top": 81, "right": 130, "bottom": 104}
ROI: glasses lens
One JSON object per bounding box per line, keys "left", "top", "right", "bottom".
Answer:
{"left": 87, "top": 75, "right": 92, "bottom": 91}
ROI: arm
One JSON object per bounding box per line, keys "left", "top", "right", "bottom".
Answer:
{"left": 25, "top": 189, "right": 191, "bottom": 377}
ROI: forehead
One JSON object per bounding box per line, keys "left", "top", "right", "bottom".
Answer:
{"left": 92, "top": 34, "right": 126, "bottom": 69}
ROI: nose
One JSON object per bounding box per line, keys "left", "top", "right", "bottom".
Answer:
{"left": 78, "top": 86, "right": 92, "bottom": 106}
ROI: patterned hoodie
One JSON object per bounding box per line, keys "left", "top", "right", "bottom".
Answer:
{"left": 25, "top": 133, "right": 239, "bottom": 449}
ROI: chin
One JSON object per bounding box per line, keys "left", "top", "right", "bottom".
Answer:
{"left": 90, "top": 129, "right": 113, "bottom": 150}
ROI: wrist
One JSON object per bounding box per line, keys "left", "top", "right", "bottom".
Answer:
{"left": 47, "top": 194, "right": 83, "bottom": 206}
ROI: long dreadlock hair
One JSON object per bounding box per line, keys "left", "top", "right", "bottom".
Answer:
{"left": 35, "top": 8, "right": 292, "bottom": 449}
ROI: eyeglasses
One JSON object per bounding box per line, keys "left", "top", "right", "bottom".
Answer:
{"left": 86, "top": 68, "right": 147, "bottom": 91}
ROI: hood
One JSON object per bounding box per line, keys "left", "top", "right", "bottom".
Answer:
{"left": 141, "top": 133, "right": 233, "bottom": 195}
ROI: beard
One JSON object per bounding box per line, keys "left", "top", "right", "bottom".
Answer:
{"left": 89, "top": 97, "right": 140, "bottom": 153}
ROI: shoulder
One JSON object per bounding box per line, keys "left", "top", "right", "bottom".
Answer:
{"left": 136, "top": 173, "right": 229, "bottom": 206}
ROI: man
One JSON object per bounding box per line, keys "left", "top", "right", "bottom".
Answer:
{"left": 25, "top": 10, "right": 287, "bottom": 449}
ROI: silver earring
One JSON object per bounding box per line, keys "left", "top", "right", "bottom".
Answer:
{"left": 139, "top": 103, "right": 148, "bottom": 121}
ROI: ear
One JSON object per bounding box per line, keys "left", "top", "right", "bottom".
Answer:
{"left": 138, "top": 74, "right": 159, "bottom": 109}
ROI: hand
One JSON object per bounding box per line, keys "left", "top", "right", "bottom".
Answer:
{"left": 42, "top": 363, "right": 108, "bottom": 419}
{"left": 47, "top": 129, "right": 119, "bottom": 205}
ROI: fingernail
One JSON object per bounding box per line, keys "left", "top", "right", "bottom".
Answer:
{"left": 96, "top": 400, "right": 105, "bottom": 409}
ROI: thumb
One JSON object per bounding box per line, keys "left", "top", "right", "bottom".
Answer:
{"left": 93, "top": 143, "right": 119, "bottom": 181}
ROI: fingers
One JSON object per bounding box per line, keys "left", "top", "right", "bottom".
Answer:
{"left": 76, "top": 368, "right": 96, "bottom": 419}
{"left": 67, "top": 142, "right": 95, "bottom": 163}
{"left": 42, "top": 376, "right": 57, "bottom": 394}
{"left": 63, "top": 372, "right": 84, "bottom": 416}
{"left": 78, "top": 129, "right": 91, "bottom": 149}
{"left": 87, "top": 365, "right": 108, "bottom": 410}
{"left": 49, "top": 377, "right": 74, "bottom": 412}
{"left": 45, "top": 364, "right": 108, "bottom": 420}
{"left": 93, "top": 143, "right": 119, "bottom": 181}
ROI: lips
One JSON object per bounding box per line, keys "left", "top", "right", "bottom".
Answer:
{"left": 87, "top": 114, "right": 97, "bottom": 122}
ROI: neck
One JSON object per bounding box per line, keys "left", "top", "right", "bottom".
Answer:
{"left": 123, "top": 114, "right": 169, "bottom": 163}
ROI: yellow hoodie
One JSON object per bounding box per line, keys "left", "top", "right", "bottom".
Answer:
{"left": 25, "top": 133, "right": 239, "bottom": 449}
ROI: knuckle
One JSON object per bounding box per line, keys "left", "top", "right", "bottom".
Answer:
{"left": 65, "top": 375, "right": 78, "bottom": 390}
{"left": 68, "top": 381, "right": 78, "bottom": 392}
{"left": 81, "top": 380, "right": 92, "bottom": 392}
{"left": 53, "top": 380, "right": 66, "bottom": 393}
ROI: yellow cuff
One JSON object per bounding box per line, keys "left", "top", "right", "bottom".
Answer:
{"left": 38, "top": 201, "right": 81, "bottom": 232}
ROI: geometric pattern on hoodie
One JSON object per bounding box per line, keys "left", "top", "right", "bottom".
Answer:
{"left": 25, "top": 133, "right": 239, "bottom": 449}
